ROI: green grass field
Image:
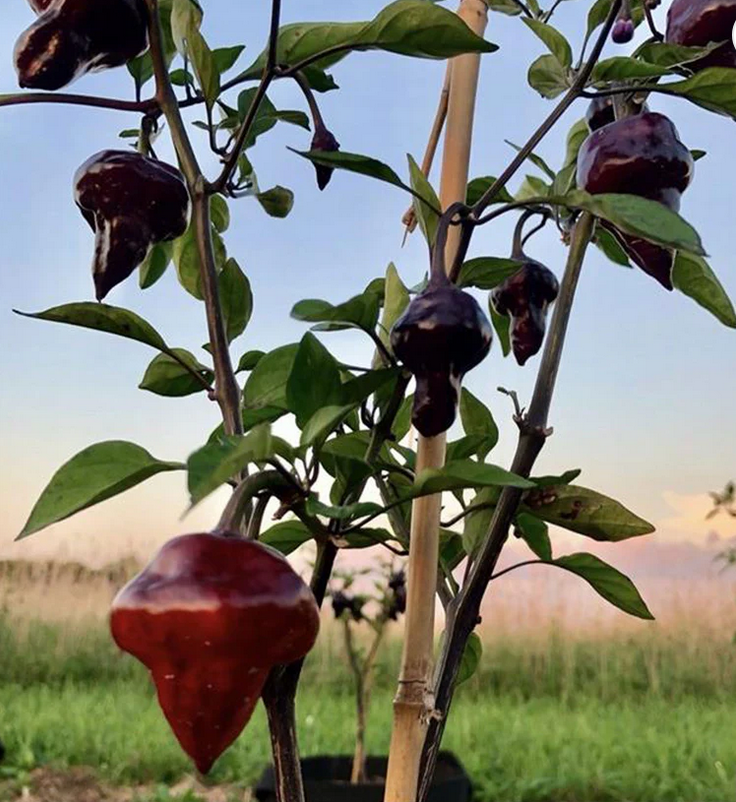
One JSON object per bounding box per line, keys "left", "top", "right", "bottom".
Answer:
{"left": 2, "top": 607, "right": 736, "bottom": 802}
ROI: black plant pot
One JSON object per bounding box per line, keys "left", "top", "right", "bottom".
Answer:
{"left": 254, "top": 751, "right": 471, "bottom": 802}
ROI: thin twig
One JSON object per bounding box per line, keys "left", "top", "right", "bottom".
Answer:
{"left": 0, "top": 92, "right": 156, "bottom": 113}
{"left": 468, "top": 0, "right": 623, "bottom": 219}
{"left": 145, "top": 0, "right": 244, "bottom": 439}
{"left": 211, "top": 0, "right": 282, "bottom": 193}
{"left": 490, "top": 559, "right": 542, "bottom": 582}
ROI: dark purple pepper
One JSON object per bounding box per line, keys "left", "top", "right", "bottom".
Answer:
{"left": 391, "top": 282, "right": 492, "bottom": 437}
{"left": 577, "top": 112, "right": 693, "bottom": 290}
{"left": 14, "top": 0, "right": 148, "bottom": 91}
{"left": 612, "top": 17, "right": 635, "bottom": 43}
{"left": 74, "top": 150, "right": 189, "bottom": 300}
{"left": 311, "top": 126, "right": 340, "bottom": 191}
{"left": 491, "top": 261, "right": 559, "bottom": 366}
{"left": 585, "top": 96, "right": 649, "bottom": 132}
{"left": 666, "top": 0, "right": 736, "bottom": 70}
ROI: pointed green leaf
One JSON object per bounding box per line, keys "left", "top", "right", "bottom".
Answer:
{"left": 457, "top": 257, "right": 522, "bottom": 290}
{"left": 219, "top": 258, "right": 253, "bottom": 342}
{"left": 522, "top": 18, "right": 572, "bottom": 69}
{"left": 514, "top": 512, "right": 552, "bottom": 560}
{"left": 261, "top": 520, "right": 314, "bottom": 555}
{"left": 459, "top": 388, "right": 498, "bottom": 457}
{"left": 187, "top": 424, "right": 273, "bottom": 505}
{"left": 551, "top": 553, "right": 654, "bottom": 619}
{"left": 522, "top": 484, "right": 655, "bottom": 541}
{"left": 672, "top": 252, "right": 736, "bottom": 328}
{"left": 139, "top": 349, "right": 213, "bottom": 397}
{"left": 19, "top": 442, "right": 183, "bottom": 538}
{"left": 408, "top": 154, "right": 440, "bottom": 246}
{"left": 287, "top": 333, "right": 344, "bottom": 427}
{"left": 244, "top": 343, "right": 299, "bottom": 409}
{"left": 15, "top": 303, "right": 167, "bottom": 352}
{"left": 413, "top": 460, "right": 534, "bottom": 498}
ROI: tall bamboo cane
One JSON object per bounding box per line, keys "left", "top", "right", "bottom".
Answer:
{"left": 383, "top": 3, "right": 488, "bottom": 799}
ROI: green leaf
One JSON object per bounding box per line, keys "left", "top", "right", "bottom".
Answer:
{"left": 210, "top": 195, "right": 230, "bottom": 233}
{"left": 553, "top": 117, "right": 589, "bottom": 196}
{"left": 212, "top": 44, "right": 245, "bottom": 74}
{"left": 273, "top": 109, "right": 311, "bottom": 130}
{"left": 139, "top": 349, "right": 213, "bottom": 397}
{"left": 187, "top": 424, "right": 273, "bottom": 505}
{"left": 664, "top": 67, "right": 736, "bottom": 117}
{"left": 170, "top": 0, "right": 202, "bottom": 55}
{"left": 208, "top": 406, "right": 286, "bottom": 444}
{"left": 128, "top": 0, "right": 175, "bottom": 90}
{"left": 287, "top": 333, "right": 343, "bottom": 428}
{"left": 236, "top": 350, "right": 265, "bottom": 373}
{"left": 551, "top": 553, "right": 654, "bottom": 620}
{"left": 244, "top": 344, "right": 299, "bottom": 409}
{"left": 219, "top": 258, "right": 253, "bottom": 342}
{"left": 292, "top": 293, "right": 381, "bottom": 333}
{"left": 306, "top": 497, "right": 383, "bottom": 521}
{"left": 532, "top": 469, "right": 581, "bottom": 487}
{"left": 291, "top": 149, "right": 408, "bottom": 193}
{"left": 300, "top": 404, "right": 355, "bottom": 447}
{"left": 522, "top": 18, "right": 572, "bottom": 69}
{"left": 239, "top": 0, "right": 496, "bottom": 81}
{"left": 504, "top": 139, "right": 556, "bottom": 181}
{"left": 456, "top": 632, "right": 483, "bottom": 686}
{"left": 672, "top": 252, "right": 736, "bottom": 328}
{"left": 188, "top": 27, "right": 220, "bottom": 108}
{"left": 567, "top": 190, "right": 706, "bottom": 256}
{"left": 590, "top": 56, "right": 671, "bottom": 83}
{"left": 486, "top": 0, "right": 523, "bottom": 15}
{"left": 462, "top": 487, "right": 498, "bottom": 557}
{"left": 466, "top": 176, "right": 514, "bottom": 206}
{"left": 257, "top": 186, "right": 294, "bottom": 218}
{"left": 172, "top": 224, "right": 227, "bottom": 300}
{"left": 260, "top": 520, "right": 313, "bottom": 556}
{"left": 636, "top": 41, "right": 720, "bottom": 69}
{"left": 488, "top": 299, "right": 511, "bottom": 357}
{"left": 139, "top": 242, "right": 172, "bottom": 289}
{"left": 456, "top": 257, "right": 521, "bottom": 290}
{"left": 586, "top": 0, "right": 613, "bottom": 36}
{"left": 522, "top": 484, "right": 655, "bottom": 541}
{"left": 459, "top": 388, "right": 498, "bottom": 457}
{"left": 413, "top": 460, "right": 534, "bottom": 498}
{"left": 19, "top": 442, "right": 183, "bottom": 538}
{"left": 446, "top": 434, "right": 495, "bottom": 462}
{"left": 341, "top": 368, "right": 399, "bottom": 406}
{"left": 515, "top": 512, "right": 552, "bottom": 560}
{"left": 527, "top": 53, "right": 570, "bottom": 99}
{"left": 408, "top": 154, "right": 440, "bottom": 246}
{"left": 15, "top": 303, "right": 167, "bottom": 352}
{"left": 379, "top": 263, "right": 410, "bottom": 351}
{"left": 594, "top": 224, "right": 632, "bottom": 267}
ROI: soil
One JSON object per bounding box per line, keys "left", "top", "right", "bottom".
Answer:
{"left": 0, "top": 767, "right": 253, "bottom": 802}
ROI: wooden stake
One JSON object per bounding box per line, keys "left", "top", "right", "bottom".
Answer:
{"left": 383, "top": 3, "right": 487, "bottom": 800}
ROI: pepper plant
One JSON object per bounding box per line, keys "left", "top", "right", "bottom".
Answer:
{"left": 6, "top": 0, "right": 736, "bottom": 801}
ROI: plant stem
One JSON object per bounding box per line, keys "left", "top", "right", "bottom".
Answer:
{"left": 145, "top": 0, "right": 243, "bottom": 439}
{"left": 417, "top": 212, "right": 595, "bottom": 802}
{"left": 384, "top": 4, "right": 487, "bottom": 800}
{"left": 469, "top": 0, "right": 622, "bottom": 219}
{"left": 0, "top": 92, "right": 156, "bottom": 113}
{"left": 211, "top": 0, "right": 282, "bottom": 193}
{"left": 262, "top": 684, "right": 305, "bottom": 802}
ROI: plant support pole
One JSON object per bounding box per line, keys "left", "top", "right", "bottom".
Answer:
{"left": 383, "top": 3, "right": 487, "bottom": 800}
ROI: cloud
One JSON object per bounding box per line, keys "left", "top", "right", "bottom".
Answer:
{"left": 657, "top": 491, "right": 736, "bottom": 543}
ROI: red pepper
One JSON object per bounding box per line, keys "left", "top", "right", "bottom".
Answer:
{"left": 110, "top": 533, "right": 320, "bottom": 774}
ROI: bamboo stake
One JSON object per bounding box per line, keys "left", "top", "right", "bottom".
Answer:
{"left": 383, "top": 3, "right": 487, "bottom": 800}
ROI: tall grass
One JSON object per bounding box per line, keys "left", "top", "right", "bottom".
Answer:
{"left": 2, "top": 560, "right": 736, "bottom": 800}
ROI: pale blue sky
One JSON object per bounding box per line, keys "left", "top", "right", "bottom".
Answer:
{"left": 0, "top": 1, "right": 734, "bottom": 564}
